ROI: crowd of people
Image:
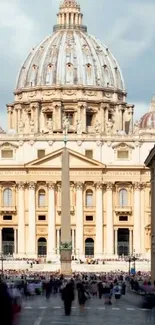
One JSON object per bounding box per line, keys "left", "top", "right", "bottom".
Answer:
{"left": 0, "top": 269, "right": 154, "bottom": 324}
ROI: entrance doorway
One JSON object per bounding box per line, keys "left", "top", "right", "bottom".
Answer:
{"left": 85, "top": 238, "right": 94, "bottom": 257}
{"left": 2, "top": 228, "right": 14, "bottom": 255}
{"left": 37, "top": 238, "right": 47, "bottom": 257}
{"left": 117, "top": 228, "right": 129, "bottom": 256}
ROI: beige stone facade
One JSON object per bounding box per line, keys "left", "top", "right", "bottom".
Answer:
{"left": 0, "top": 0, "right": 153, "bottom": 260}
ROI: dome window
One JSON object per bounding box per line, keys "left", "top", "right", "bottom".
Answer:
{"left": 86, "top": 63, "right": 91, "bottom": 68}
{"left": 67, "top": 62, "right": 72, "bottom": 68}
{"left": 115, "top": 67, "right": 118, "bottom": 71}
{"left": 32, "top": 64, "right": 37, "bottom": 70}
{"left": 48, "top": 63, "right": 52, "bottom": 68}
{"left": 103, "top": 64, "right": 107, "bottom": 69}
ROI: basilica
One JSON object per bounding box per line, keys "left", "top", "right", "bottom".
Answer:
{"left": 0, "top": 0, "right": 153, "bottom": 260}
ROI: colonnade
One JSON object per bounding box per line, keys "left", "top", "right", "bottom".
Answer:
{"left": 0, "top": 181, "right": 148, "bottom": 259}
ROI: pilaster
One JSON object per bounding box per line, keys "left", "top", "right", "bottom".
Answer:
{"left": 95, "top": 182, "right": 103, "bottom": 258}
{"left": 75, "top": 182, "right": 84, "bottom": 259}
{"left": 133, "top": 182, "right": 141, "bottom": 254}
{"left": 28, "top": 182, "right": 36, "bottom": 258}
{"left": 17, "top": 182, "right": 25, "bottom": 257}
{"left": 106, "top": 182, "right": 114, "bottom": 255}
{"left": 47, "top": 182, "right": 56, "bottom": 259}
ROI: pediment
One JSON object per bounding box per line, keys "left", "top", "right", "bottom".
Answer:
{"left": 0, "top": 142, "right": 18, "bottom": 149}
{"left": 25, "top": 148, "right": 105, "bottom": 169}
{"left": 112, "top": 142, "right": 135, "bottom": 150}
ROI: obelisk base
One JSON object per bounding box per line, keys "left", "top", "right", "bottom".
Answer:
{"left": 60, "top": 249, "right": 72, "bottom": 275}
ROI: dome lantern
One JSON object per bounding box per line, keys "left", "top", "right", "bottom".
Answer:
{"left": 53, "top": 0, "right": 87, "bottom": 32}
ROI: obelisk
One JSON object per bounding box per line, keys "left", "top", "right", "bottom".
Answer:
{"left": 60, "top": 128, "right": 72, "bottom": 275}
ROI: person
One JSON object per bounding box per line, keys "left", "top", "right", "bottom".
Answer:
{"left": 77, "top": 282, "right": 88, "bottom": 311}
{"left": 98, "top": 281, "right": 103, "bottom": 299}
{"left": 103, "top": 282, "right": 112, "bottom": 305}
{"left": 61, "top": 282, "right": 74, "bottom": 316}
{"left": 0, "top": 281, "right": 13, "bottom": 325}
{"left": 113, "top": 282, "right": 121, "bottom": 300}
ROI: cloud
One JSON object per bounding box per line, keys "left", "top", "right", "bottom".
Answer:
{"left": 105, "top": 1, "right": 155, "bottom": 64}
{"left": 0, "top": 0, "right": 37, "bottom": 59}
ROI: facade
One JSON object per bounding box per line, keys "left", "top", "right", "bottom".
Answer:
{"left": 145, "top": 147, "right": 155, "bottom": 281}
{"left": 0, "top": 0, "right": 154, "bottom": 260}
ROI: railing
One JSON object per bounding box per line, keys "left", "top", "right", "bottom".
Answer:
{"left": 115, "top": 205, "right": 132, "bottom": 214}
{"left": 0, "top": 206, "right": 16, "bottom": 212}
{"left": 53, "top": 24, "right": 87, "bottom": 32}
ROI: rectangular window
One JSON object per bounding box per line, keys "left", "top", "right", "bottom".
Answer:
{"left": 86, "top": 215, "right": 93, "bottom": 221}
{"left": 38, "top": 215, "right": 46, "bottom": 221}
{"left": 3, "top": 215, "right": 12, "bottom": 220}
{"left": 37, "top": 150, "right": 45, "bottom": 159}
{"left": 85, "top": 150, "right": 93, "bottom": 159}
{"left": 86, "top": 114, "right": 93, "bottom": 127}
{"left": 1, "top": 150, "right": 13, "bottom": 159}
{"left": 66, "top": 113, "right": 73, "bottom": 125}
{"left": 119, "top": 216, "right": 128, "bottom": 221}
{"left": 117, "top": 150, "right": 129, "bottom": 159}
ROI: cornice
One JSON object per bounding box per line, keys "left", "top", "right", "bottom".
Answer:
{"left": 14, "top": 85, "right": 127, "bottom": 96}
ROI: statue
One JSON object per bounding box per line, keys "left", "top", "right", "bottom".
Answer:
{"left": 76, "top": 120, "right": 82, "bottom": 135}
{"left": 62, "top": 116, "right": 70, "bottom": 135}
{"left": 47, "top": 118, "right": 53, "bottom": 134}
{"left": 29, "top": 119, "right": 35, "bottom": 133}
{"left": 18, "top": 119, "right": 24, "bottom": 133}
{"left": 106, "top": 119, "right": 113, "bottom": 135}
{"left": 133, "top": 120, "right": 140, "bottom": 134}
{"left": 94, "top": 120, "right": 101, "bottom": 134}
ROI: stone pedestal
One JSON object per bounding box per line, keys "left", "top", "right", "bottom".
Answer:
{"left": 60, "top": 249, "right": 72, "bottom": 275}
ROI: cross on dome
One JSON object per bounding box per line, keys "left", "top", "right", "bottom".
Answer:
{"left": 53, "top": 0, "right": 87, "bottom": 32}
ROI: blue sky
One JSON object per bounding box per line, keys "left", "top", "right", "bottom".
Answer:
{"left": 0, "top": 0, "right": 155, "bottom": 129}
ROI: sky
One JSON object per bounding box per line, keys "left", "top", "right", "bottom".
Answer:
{"left": 0, "top": 0, "right": 155, "bottom": 130}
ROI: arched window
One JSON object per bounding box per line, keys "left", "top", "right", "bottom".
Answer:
{"left": 86, "top": 190, "right": 93, "bottom": 207}
{"left": 3, "top": 188, "right": 12, "bottom": 207}
{"left": 38, "top": 238, "right": 47, "bottom": 256}
{"left": 119, "top": 189, "right": 128, "bottom": 207}
{"left": 38, "top": 189, "right": 45, "bottom": 207}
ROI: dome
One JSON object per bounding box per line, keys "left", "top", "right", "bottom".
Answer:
{"left": 139, "top": 95, "right": 155, "bottom": 129}
{"left": 16, "top": 1, "right": 125, "bottom": 91}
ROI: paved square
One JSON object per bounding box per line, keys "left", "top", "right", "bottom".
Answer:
{"left": 17, "top": 292, "right": 155, "bottom": 325}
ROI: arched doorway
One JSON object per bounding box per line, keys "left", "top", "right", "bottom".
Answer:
{"left": 117, "top": 228, "right": 129, "bottom": 256}
{"left": 37, "top": 238, "right": 47, "bottom": 257}
{"left": 2, "top": 228, "right": 14, "bottom": 255}
{"left": 85, "top": 238, "right": 94, "bottom": 257}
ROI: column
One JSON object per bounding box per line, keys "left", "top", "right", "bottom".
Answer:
{"left": 141, "top": 183, "right": 146, "bottom": 255}
{"left": 0, "top": 228, "right": 2, "bottom": 253}
{"left": 133, "top": 182, "right": 141, "bottom": 254}
{"left": 66, "top": 13, "right": 69, "bottom": 25}
{"left": 129, "top": 229, "right": 133, "bottom": 255}
{"left": 75, "top": 182, "right": 84, "bottom": 258}
{"left": 71, "top": 13, "right": 74, "bottom": 25}
{"left": 72, "top": 229, "right": 75, "bottom": 254}
{"left": 17, "top": 182, "right": 25, "bottom": 257}
{"left": 28, "top": 182, "right": 36, "bottom": 257}
{"left": 75, "top": 13, "right": 78, "bottom": 25}
{"left": 57, "top": 229, "right": 60, "bottom": 254}
{"left": 114, "top": 229, "right": 118, "bottom": 255}
{"left": 7, "top": 107, "right": 12, "bottom": 129}
{"left": 47, "top": 182, "right": 56, "bottom": 259}
{"left": 95, "top": 183, "right": 103, "bottom": 258}
{"left": 106, "top": 183, "right": 114, "bottom": 255}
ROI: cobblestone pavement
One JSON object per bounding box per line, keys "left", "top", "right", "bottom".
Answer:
{"left": 17, "top": 292, "right": 155, "bottom": 325}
